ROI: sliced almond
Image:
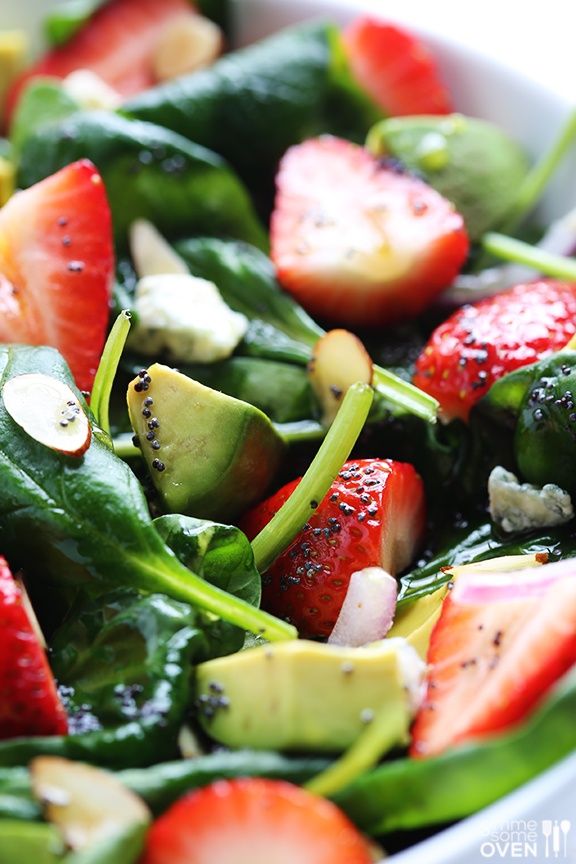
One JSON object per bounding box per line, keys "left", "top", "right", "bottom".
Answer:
{"left": 31, "top": 757, "right": 150, "bottom": 851}
{"left": 2, "top": 374, "right": 91, "bottom": 457}
{"left": 178, "top": 724, "right": 204, "bottom": 759}
{"left": 152, "top": 13, "right": 223, "bottom": 83}
{"left": 308, "top": 329, "right": 373, "bottom": 425}
{"left": 129, "top": 219, "right": 189, "bottom": 278}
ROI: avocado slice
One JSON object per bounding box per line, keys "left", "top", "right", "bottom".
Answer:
{"left": 0, "top": 820, "right": 64, "bottom": 863}
{"left": 195, "top": 638, "right": 423, "bottom": 752}
{"left": 367, "top": 114, "right": 528, "bottom": 240}
{"left": 388, "top": 587, "right": 446, "bottom": 659}
{"left": 127, "top": 362, "right": 284, "bottom": 520}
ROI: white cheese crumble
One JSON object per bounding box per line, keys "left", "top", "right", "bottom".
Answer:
{"left": 62, "top": 69, "right": 121, "bottom": 110}
{"left": 129, "top": 273, "right": 248, "bottom": 364}
{"left": 488, "top": 466, "right": 574, "bottom": 534}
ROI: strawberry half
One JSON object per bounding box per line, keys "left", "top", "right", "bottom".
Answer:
{"left": 343, "top": 17, "right": 453, "bottom": 117}
{"left": 5, "top": 0, "right": 196, "bottom": 125}
{"left": 0, "top": 159, "right": 114, "bottom": 393}
{"left": 410, "top": 560, "right": 576, "bottom": 758}
{"left": 412, "top": 279, "right": 576, "bottom": 421}
{"left": 0, "top": 557, "right": 68, "bottom": 739}
{"left": 241, "top": 459, "right": 426, "bottom": 638}
{"left": 270, "top": 136, "right": 468, "bottom": 327}
{"left": 141, "top": 777, "right": 373, "bottom": 864}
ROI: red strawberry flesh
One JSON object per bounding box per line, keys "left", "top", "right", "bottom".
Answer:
{"left": 343, "top": 17, "right": 453, "bottom": 117}
{"left": 410, "top": 559, "right": 576, "bottom": 757}
{"left": 0, "top": 557, "right": 68, "bottom": 739}
{"left": 5, "top": 0, "right": 197, "bottom": 125}
{"left": 270, "top": 136, "right": 468, "bottom": 327}
{"left": 140, "top": 777, "right": 373, "bottom": 864}
{"left": 412, "top": 279, "right": 576, "bottom": 421}
{"left": 241, "top": 459, "right": 425, "bottom": 638}
{"left": 0, "top": 159, "right": 114, "bottom": 393}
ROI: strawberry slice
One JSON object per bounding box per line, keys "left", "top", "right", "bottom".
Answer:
{"left": 270, "top": 136, "right": 468, "bottom": 327}
{"left": 0, "top": 159, "right": 114, "bottom": 393}
{"left": 412, "top": 279, "right": 576, "bottom": 421}
{"left": 5, "top": 0, "right": 196, "bottom": 125}
{"left": 241, "top": 459, "right": 426, "bottom": 638}
{"left": 343, "top": 17, "right": 453, "bottom": 117}
{"left": 141, "top": 777, "right": 373, "bottom": 864}
{"left": 0, "top": 557, "right": 68, "bottom": 739}
{"left": 410, "top": 560, "right": 576, "bottom": 758}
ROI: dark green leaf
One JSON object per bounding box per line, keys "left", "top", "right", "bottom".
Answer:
{"left": 335, "top": 667, "right": 576, "bottom": 834}
{"left": 0, "top": 346, "right": 290, "bottom": 643}
{"left": 122, "top": 21, "right": 380, "bottom": 202}
{"left": 17, "top": 112, "right": 266, "bottom": 248}
{"left": 399, "top": 519, "right": 576, "bottom": 605}
{"left": 0, "top": 590, "right": 209, "bottom": 768}
{"left": 44, "top": 0, "right": 106, "bottom": 46}
{"left": 0, "top": 769, "right": 41, "bottom": 821}
{"left": 174, "top": 238, "right": 323, "bottom": 363}
{"left": 155, "top": 515, "right": 261, "bottom": 607}
{"left": 120, "top": 750, "right": 330, "bottom": 814}
{"left": 10, "top": 79, "right": 79, "bottom": 157}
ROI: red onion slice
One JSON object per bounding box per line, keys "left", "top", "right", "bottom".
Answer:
{"left": 328, "top": 566, "right": 398, "bottom": 647}
{"left": 452, "top": 557, "right": 576, "bottom": 605}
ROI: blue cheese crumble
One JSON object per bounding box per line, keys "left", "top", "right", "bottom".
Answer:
{"left": 488, "top": 466, "right": 574, "bottom": 534}
{"left": 129, "top": 273, "right": 248, "bottom": 363}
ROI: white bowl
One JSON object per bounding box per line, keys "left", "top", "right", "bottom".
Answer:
{"left": 7, "top": 1, "right": 576, "bottom": 860}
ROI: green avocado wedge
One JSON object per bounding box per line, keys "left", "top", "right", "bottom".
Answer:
{"left": 367, "top": 114, "right": 529, "bottom": 240}
{"left": 127, "top": 363, "right": 284, "bottom": 520}
{"left": 195, "top": 639, "right": 418, "bottom": 753}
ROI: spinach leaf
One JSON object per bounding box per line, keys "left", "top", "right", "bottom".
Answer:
{"left": 119, "top": 751, "right": 330, "bottom": 814}
{"left": 0, "top": 769, "right": 41, "bottom": 821}
{"left": 174, "top": 238, "right": 323, "bottom": 363}
{"left": 335, "top": 667, "right": 576, "bottom": 834}
{"left": 10, "top": 80, "right": 79, "bottom": 158}
{"left": 155, "top": 515, "right": 261, "bottom": 607}
{"left": 0, "top": 589, "right": 232, "bottom": 769}
{"left": 122, "top": 21, "right": 380, "bottom": 201}
{"left": 0, "top": 345, "right": 294, "bottom": 643}
{"left": 17, "top": 112, "right": 265, "bottom": 248}
{"left": 44, "top": 0, "right": 107, "bottom": 46}
{"left": 399, "top": 520, "right": 576, "bottom": 605}
{"left": 0, "top": 751, "right": 329, "bottom": 826}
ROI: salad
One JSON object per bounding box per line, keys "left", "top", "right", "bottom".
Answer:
{"left": 0, "top": 1, "right": 575, "bottom": 861}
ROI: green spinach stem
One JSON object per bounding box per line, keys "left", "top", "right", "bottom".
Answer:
{"left": 145, "top": 551, "right": 297, "bottom": 643}
{"left": 482, "top": 232, "right": 576, "bottom": 281}
{"left": 251, "top": 382, "right": 373, "bottom": 573}
{"left": 91, "top": 310, "right": 132, "bottom": 435}
{"left": 499, "top": 108, "right": 576, "bottom": 233}
{"left": 372, "top": 365, "right": 438, "bottom": 423}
